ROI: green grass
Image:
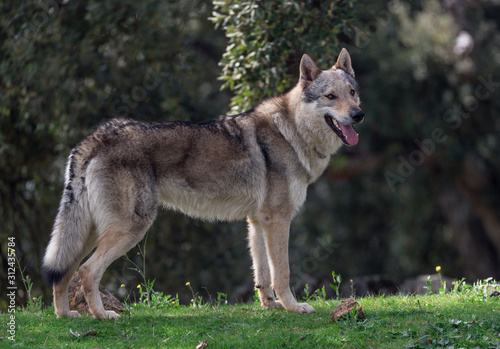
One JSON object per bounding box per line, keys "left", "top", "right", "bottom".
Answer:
{"left": 2, "top": 282, "right": 500, "bottom": 348}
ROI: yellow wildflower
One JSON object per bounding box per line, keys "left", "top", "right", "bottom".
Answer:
{"left": 186, "top": 282, "right": 191, "bottom": 286}
{"left": 436, "top": 266, "right": 441, "bottom": 272}
{"left": 121, "top": 284, "right": 125, "bottom": 288}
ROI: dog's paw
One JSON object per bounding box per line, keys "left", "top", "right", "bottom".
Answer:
{"left": 93, "top": 310, "right": 121, "bottom": 320}
{"left": 56, "top": 310, "right": 81, "bottom": 319}
{"left": 103, "top": 310, "right": 121, "bottom": 320}
{"left": 287, "top": 302, "right": 315, "bottom": 314}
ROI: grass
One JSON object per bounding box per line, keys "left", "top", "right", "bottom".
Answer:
{"left": 2, "top": 280, "right": 500, "bottom": 348}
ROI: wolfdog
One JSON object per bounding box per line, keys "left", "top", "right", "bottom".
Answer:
{"left": 42, "top": 49, "right": 364, "bottom": 319}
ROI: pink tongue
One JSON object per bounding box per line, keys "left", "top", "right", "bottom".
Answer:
{"left": 339, "top": 124, "right": 359, "bottom": 145}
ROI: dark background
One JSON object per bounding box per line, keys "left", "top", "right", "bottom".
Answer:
{"left": 1, "top": 0, "right": 499, "bottom": 309}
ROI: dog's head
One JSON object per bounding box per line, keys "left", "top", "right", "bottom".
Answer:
{"left": 298, "top": 49, "right": 364, "bottom": 146}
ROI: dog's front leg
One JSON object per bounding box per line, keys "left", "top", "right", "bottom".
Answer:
{"left": 257, "top": 213, "right": 315, "bottom": 314}
{"left": 247, "top": 218, "right": 283, "bottom": 309}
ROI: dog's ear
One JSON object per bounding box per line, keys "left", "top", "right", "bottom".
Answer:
{"left": 333, "top": 48, "right": 355, "bottom": 78}
{"left": 300, "top": 54, "right": 321, "bottom": 82}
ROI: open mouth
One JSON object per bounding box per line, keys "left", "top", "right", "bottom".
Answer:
{"left": 325, "top": 114, "right": 359, "bottom": 146}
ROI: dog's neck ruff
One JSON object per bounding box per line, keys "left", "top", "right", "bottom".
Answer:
{"left": 272, "top": 113, "right": 312, "bottom": 173}
{"left": 272, "top": 112, "right": 331, "bottom": 182}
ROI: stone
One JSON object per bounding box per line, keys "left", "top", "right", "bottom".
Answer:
{"left": 68, "top": 272, "right": 124, "bottom": 314}
{"left": 330, "top": 298, "right": 365, "bottom": 322}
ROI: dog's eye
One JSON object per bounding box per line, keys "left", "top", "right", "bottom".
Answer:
{"left": 350, "top": 90, "right": 356, "bottom": 96}
{"left": 326, "top": 94, "right": 336, "bottom": 100}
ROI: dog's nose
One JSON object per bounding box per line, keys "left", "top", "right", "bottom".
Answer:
{"left": 351, "top": 110, "right": 365, "bottom": 123}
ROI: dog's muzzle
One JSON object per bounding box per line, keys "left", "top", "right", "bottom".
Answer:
{"left": 325, "top": 110, "right": 364, "bottom": 146}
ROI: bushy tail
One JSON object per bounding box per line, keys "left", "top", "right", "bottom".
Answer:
{"left": 42, "top": 188, "right": 90, "bottom": 285}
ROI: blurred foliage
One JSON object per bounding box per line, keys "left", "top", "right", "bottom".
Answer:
{"left": 211, "top": 0, "right": 356, "bottom": 113}
{"left": 1, "top": 0, "right": 499, "bottom": 311}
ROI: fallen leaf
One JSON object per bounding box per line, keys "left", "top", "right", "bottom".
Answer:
{"left": 330, "top": 298, "right": 365, "bottom": 322}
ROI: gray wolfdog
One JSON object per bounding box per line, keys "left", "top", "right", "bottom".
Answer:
{"left": 42, "top": 48, "right": 364, "bottom": 319}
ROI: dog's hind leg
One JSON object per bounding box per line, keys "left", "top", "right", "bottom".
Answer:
{"left": 78, "top": 226, "right": 149, "bottom": 320}
{"left": 52, "top": 241, "right": 96, "bottom": 318}
{"left": 247, "top": 217, "right": 283, "bottom": 309}
{"left": 79, "top": 161, "right": 157, "bottom": 319}
{"left": 53, "top": 272, "right": 80, "bottom": 318}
